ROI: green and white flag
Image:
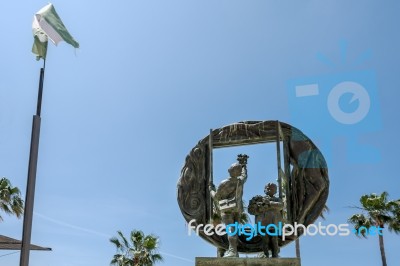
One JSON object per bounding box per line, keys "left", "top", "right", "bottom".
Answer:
{"left": 32, "top": 3, "right": 79, "bottom": 60}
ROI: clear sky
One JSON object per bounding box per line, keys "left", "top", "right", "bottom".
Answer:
{"left": 1, "top": 1, "right": 400, "bottom": 265}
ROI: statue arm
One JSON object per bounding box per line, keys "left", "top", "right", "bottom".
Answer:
{"left": 237, "top": 165, "right": 247, "bottom": 183}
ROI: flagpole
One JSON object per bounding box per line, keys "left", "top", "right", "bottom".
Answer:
{"left": 20, "top": 59, "right": 46, "bottom": 266}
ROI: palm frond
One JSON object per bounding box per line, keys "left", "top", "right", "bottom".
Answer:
{"left": 117, "top": 230, "right": 130, "bottom": 249}
{"left": 110, "top": 237, "right": 122, "bottom": 250}
{"left": 151, "top": 254, "right": 163, "bottom": 263}
{"left": 143, "top": 236, "right": 158, "bottom": 250}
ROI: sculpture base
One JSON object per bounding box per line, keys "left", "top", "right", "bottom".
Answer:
{"left": 195, "top": 257, "right": 301, "bottom": 266}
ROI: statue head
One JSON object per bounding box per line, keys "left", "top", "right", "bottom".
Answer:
{"left": 228, "top": 162, "right": 242, "bottom": 178}
{"left": 264, "top": 182, "right": 277, "bottom": 197}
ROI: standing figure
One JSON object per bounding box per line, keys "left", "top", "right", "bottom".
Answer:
{"left": 248, "top": 182, "right": 283, "bottom": 258}
{"left": 209, "top": 154, "right": 248, "bottom": 257}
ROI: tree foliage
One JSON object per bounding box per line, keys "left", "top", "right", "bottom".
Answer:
{"left": 110, "top": 230, "right": 163, "bottom": 266}
{"left": 348, "top": 192, "right": 400, "bottom": 266}
{"left": 0, "top": 177, "right": 24, "bottom": 221}
{"left": 349, "top": 192, "right": 400, "bottom": 237}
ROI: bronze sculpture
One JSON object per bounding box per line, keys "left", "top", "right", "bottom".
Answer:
{"left": 209, "top": 155, "right": 248, "bottom": 257}
{"left": 248, "top": 183, "right": 283, "bottom": 258}
{"left": 177, "top": 120, "right": 329, "bottom": 255}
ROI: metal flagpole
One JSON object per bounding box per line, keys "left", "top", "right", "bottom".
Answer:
{"left": 20, "top": 60, "right": 46, "bottom": 266}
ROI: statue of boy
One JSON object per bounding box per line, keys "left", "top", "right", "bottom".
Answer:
{"left": 248, "top": 182, "right": 283, "bottom": 258}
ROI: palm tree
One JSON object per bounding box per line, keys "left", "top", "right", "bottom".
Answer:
{"left": 0, "top": 177, "right": 24, "bottom": 221}
{"left": 110, "top": 230, "right": 163, "bottom": 266}
{"left": 348, "top": 192, "right": 400, "bottom": 266}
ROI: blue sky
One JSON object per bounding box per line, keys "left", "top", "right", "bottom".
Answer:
{"left": 1, "top": 1, "right": 400, "bottom": 265}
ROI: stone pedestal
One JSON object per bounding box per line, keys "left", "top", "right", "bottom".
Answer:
{"left": 195, "top": 257, "right": 301, "bottom": 266}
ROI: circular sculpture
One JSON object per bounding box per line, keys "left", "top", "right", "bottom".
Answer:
{"left": 177, "top": 121, "right": 329, "bottom": 253}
